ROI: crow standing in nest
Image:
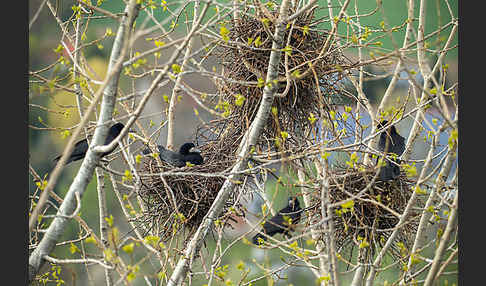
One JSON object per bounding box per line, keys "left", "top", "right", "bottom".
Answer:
{"left": 252, "top": 197, "right": 302, "bottom": 245}
{"left": 376, "top": 120, "right": 406, "bottom": 181}
{"left": 143, "top": 142, "right": 203, "bottom": 167}
{"left": 53, "top": 122, "right": 125, "bottom": 165}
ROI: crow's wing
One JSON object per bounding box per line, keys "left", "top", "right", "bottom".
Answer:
{"left": 157, "top": 145, "right": 186, "bottom": 167}
{"left": 252, "top": 204, "right": 301, "bottom": 245}
{"left": 263, "top": 205, "right": 301, "bottom": 235}
{"left": 378, "top": 132, "right": 389, "bottom": 153}
{"left": 262, "top": 213, "right": 287, "bottom": 236}
{"left": 378, "top": 158, "right": 401, "bottom": 181}
{"left": 183, "top": 153, "right": 204, "bottom": 165}
{"left": 53, "top": 139, "right": 89, "bottom": 165}
{"left": 390, "top": 134, "right": 405, "bottom": 156}
{"left": 378, "top": 162, "right": 395, "bottom": 181}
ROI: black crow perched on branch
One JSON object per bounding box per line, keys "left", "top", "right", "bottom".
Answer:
{"left": 53, "top": 122, "right": 125, "bottom": 165}
{"left": 252, "top": 196, "right": 302, "bottom": 245}
{"left": 143, "top": 142, "right": 203, "bottom": 167}
{"left": 376, "top": 120, "right": 406, "bottom": 181}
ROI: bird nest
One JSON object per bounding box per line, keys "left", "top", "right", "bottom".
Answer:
{"left": 137, "top": 120, "right": 249, "bottom": 242}
{"left": 307, "top": 164, "right": 424, "bottom": 261}
{"left": 212, "top": 10, "right": 351, "bottom": 149}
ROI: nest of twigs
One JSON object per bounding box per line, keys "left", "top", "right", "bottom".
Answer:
{"left": 137, "top": 120, "right": 248, "bottom": 242}
{"left": 308, "top": 164, "right": 423, "bottom": 260}
{"left": 213, "top": 10, "right": 350, "bottom": 149}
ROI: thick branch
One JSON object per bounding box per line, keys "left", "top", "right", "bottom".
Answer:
{"left": 96, "top": 168, "right": 113, "bottom": 286}
{"left": 402, "top": 4, "right": 457, "bottom": 160}
{"left": 299, "top": 168, "right": 329, "bottom": 282}
{"left": 166, "top": 0, "right": 200, "bottom": 150}
{"left": 403, "top": 136, "right": 456, "bottom": 283}
{"left": 423, "top": 192, "right": 458, "bottom": 286}
{"left": 365, "top": 118, "right": 440, "bottom": 286}
{"left": 365, "top": 0, "right": 415, "bottom": 164}
{"left": 28, "top": 1, "right": 139, "bottom": 282}
{"left": 167, "top": 1, "right": 291, "bottom": 285}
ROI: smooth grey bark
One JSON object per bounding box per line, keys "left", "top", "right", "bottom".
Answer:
{"left": 166, "top": 0, "right": 200, "bottom": 150}
{"left": 300, "top": 168, "right": 329, "bottom": 280}
{"left": 422, "top": 191, "right": 458, "bottom": 286}
{"left": 28, "top": 2, "right": 139, "bottom": 283}
{"left": 96, "top": 168, "right": 113, "bottom": 286}
{"left": 166, "top": 1, "right": 291, "bottom": 285}
{"left": 364, "top": 120, "right": 441, "bottom": 286}
{"left": 402, "top": 146, "right": 455, "bottom": 283}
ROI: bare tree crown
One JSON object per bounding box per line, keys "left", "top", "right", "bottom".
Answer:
{"left": 29, "top": 0, "right": 458, "bottom": 285}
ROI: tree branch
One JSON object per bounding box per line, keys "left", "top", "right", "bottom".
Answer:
{"left": 364, "top": 117, "right": 441, "bottom": 286}
{"left": 422, "top": 191, "right": 458, "bottom": 286}
{"left": 96, "top": 168, "right": 113, "bottom": 286}
{"left": 28, "top": 1, "right": 139, "bottom": 282}
{"left": 402, "top": 4, "right": 458, "bottom": 161}
{"left": 402, "top": 129, "right": 456, "bottom": 283}
{"left": 166, "top": 0, "right": 200, "bottom": 150}
{"left": 167, "top": 1, "right": 292, "bottom": 284}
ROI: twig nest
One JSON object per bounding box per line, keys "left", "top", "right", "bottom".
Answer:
{"left": 213, "top": 10, "right": 350, "bottom": 149}
{"left": 137, "top": 121, "right": 248, "bottom": 242}
{"left": 307, "top": 164, "right": 424, "bottom": 261}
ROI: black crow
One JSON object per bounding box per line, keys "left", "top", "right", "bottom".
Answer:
{"left": 143, "top": 142, "right": 203, "bottom": 167}
{"left": 252, "top": 197, "right": 302, "bottom": 245}
{"left": 53, "top": 122, "right": 125, "bottom": 165}
{"left": 376, "top": 120, "right": 406, "bottom": 181}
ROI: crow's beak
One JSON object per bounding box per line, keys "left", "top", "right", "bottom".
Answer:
{"left": 192, "top": 147, "right": 201, "bottom": 153}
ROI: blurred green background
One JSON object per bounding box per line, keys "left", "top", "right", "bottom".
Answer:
{"left": 29, "top": 0, "right": 457, "bottom": 285}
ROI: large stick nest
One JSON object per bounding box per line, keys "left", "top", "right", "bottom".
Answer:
{"left": 213, "top": 10, "right": 351, "bottom": 149}
{"left": 135, "top": 8, "right": 360, "bottom": 243}
{"left": 306, "top": 164, "right": 424, "bottom": 261}
{"left": 137, "top": 120, "right": 249, "bottom": 242}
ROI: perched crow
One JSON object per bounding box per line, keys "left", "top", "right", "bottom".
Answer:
{"left": 252, "top": 197, "right": 302, "bottom": 245}
{"left": 376, "top": 120, "right": 406, "bottom": 181}
{"left": 53, "top": 122, "right": 125, "bottom": 165}
{"left": 143, "top": 142, "right": 203, "bottom": 167}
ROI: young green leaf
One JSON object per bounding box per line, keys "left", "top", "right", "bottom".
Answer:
{"left": 122, "top": 242, "right": 135, "bottom": 254}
